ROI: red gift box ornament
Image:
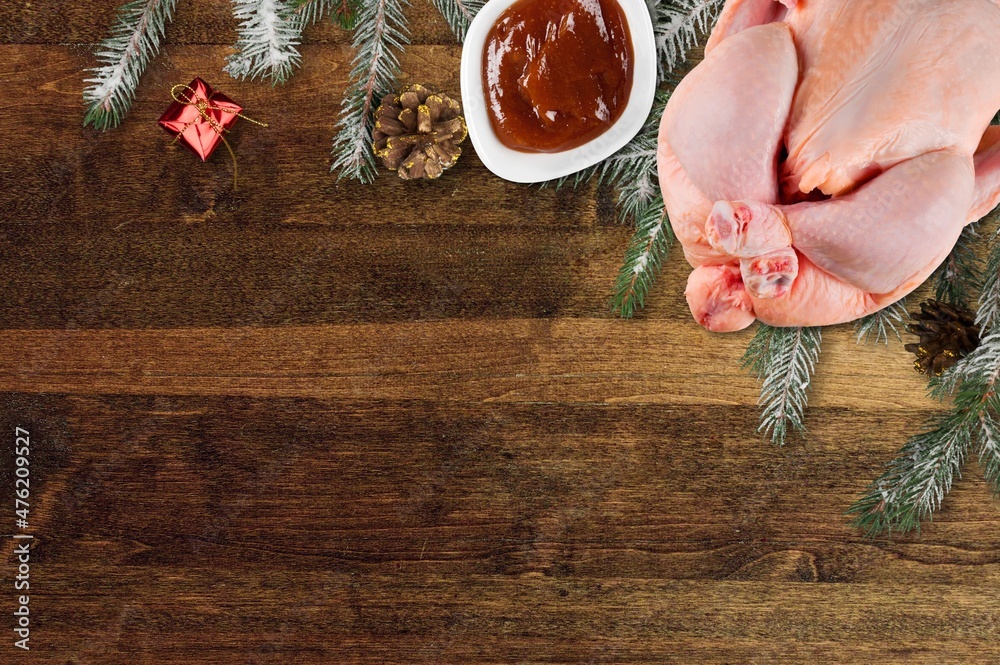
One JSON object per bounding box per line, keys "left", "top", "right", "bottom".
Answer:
{"left": 158, "top": 78, "right": 267, "bottom": 189}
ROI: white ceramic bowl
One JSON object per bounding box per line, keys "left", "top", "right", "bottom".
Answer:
{"left": 460, "top": 0, "right": 657, "bottom": 183}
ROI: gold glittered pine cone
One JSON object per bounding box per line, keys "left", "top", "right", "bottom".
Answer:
{"left": 904, "top": 299, "right": 981, "bottom": 376}
{"left": 372, "top": 83, "right": 468, "bottom": 180}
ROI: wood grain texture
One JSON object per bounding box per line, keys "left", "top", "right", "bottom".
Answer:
{"left": 1, "top": 1, "right": 999, "bottom": 663}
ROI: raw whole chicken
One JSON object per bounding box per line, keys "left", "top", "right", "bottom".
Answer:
{"left": 658, "top": 0, "right": 1000, "bottom": 331}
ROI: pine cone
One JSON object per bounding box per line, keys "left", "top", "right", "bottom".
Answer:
{"left": 372, "top": 84, "right": 467, "bottom": 180}
{"left": 904, "top": 300, "right": 981, "bottom": 376}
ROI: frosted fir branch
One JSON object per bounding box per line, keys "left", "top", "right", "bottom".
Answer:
{"left": 976, "top": 210, "right": 1000, "bottom": 330}
{"left": 330, "top": 0, "right": 410, "bottom": 183}
{"left": 549, "top": 126, "right": 655, "bottom": 198}
{"left": 649, "top": 0, "right": 725, "bottom": 82}
{"left": 978, "top": 242, "right": 1000, "bottom": 331}
{"left": 932, "top": 329, "right": 1000, "bottom": 400}
{"left": 932, "top": 222, "right": 981, "bottom": 308}
{"left": 977, "top": 410, "right": 1000, "bottom": 495}
{"left": 428, "top": 0, "right": 483, "bottom": 42}
{"left": 548, "top": 83, "right": 684, "bottom": 202}
{"left": 850, "top": 330, "right": 1000, "bottom": 537}
{"left": 742, "top": 325, "right": 822, "bottom": 446}
{"left": 848, "top": 410, "right": 973, "bottom": 537}
{"left": 552, "top": 88, "right": 672, "bottom": 227}
{"left": 291, "top": 0, "right": 361, "bottom": 29}
{"left": 83, "top": 0, "right": 178, "bottom": 131}
{"left": 854, "top": 299, "right": 908, "bottom": 345}
{"left": 607, "top": 88, "right": 672, "bottom": 224}
{"left": 610, "top": 197, "right": 674, "bottom": 318}
{"left": 291, "top": 0, "right": 332, "bottom": 24}
{"left": 225, "top": 0, "right": 303, "bottom": 85}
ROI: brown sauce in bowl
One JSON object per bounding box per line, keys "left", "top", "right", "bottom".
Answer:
{"left": 482, "top": 0, "right": 634, "bottom": 153}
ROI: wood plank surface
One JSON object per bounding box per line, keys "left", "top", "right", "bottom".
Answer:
{"left": 2, "top": 1, "right": 999, "bottom": 663}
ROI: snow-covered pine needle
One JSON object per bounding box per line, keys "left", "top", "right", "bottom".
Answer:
{"left": 932, "top": 222, "right": 981, "bottom": 307}
{"left": 932, "top": 326, "right": 1000, "bottom": 399}
{"left": 553, "top": 88, "right": 672, "bottom": 226}
{"left": 601, "top": 88, "right": 671, "bottom": 224}
{"left": 976, "top": 209, "right": 1000, "bottom": 329}
{"left": 330, "top": 0, "right": 410, "bottom": 183}
{"left": 83, "top": 0, "right": 178, "bottom": 131}
{"left": 978, "top": 239, "right": 1000, "bottom": 331}
{"left": 291, "top": 0, "right": 361, "bottom": 29}
{"left": 742, "top": 325, "right": 822, "bottom": 446}
{"left": 853, "top": 214, "right": 1000, "bottom": 538}
{"left": 849, "top": 329, "right": 1000, "bottom": 537}
{"left": 977, "top": 409, "right": 1000, "bottom": 495}
{"left": 291, "top": 0, "right": 331, "bottom": 24}
{"left": 611, "top": 196, "right": 674, "bottom": 318}
{"left": 847, "top": 408, "right": 973, "bottom": 537}
{"left": 854, "top": 299, "right": 908, "bottom": 345}
{"left": 225, "top": 0, "right": 303, "bottom": 85}
{"left": 649, "top": 0, "right": 725, "bottom": 82}
{"left": 428, "top": 0, "right": 483, "bottom": 41}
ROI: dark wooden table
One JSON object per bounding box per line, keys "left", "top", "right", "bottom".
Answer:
{"left": 2, "top": 1, "right": 1000, "bottom": 662}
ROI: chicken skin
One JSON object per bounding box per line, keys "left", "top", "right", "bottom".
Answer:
{"left": 659, "top": 0, "right": 1000, "bottom": 330}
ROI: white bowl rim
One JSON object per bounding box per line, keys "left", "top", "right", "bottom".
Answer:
{"left": 460, "top": 0, "right": 658, "bottom": 184}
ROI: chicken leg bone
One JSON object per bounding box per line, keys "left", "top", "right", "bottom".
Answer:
{"left": 741, "top": 247, "right": 799, "bottom": 299}
{"left": 705, "top": 199, "right": 792, "bottom": 258}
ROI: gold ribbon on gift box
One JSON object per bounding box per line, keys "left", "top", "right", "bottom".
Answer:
{"left": 169, "top": 83, "right": 269, "bottom": 190}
